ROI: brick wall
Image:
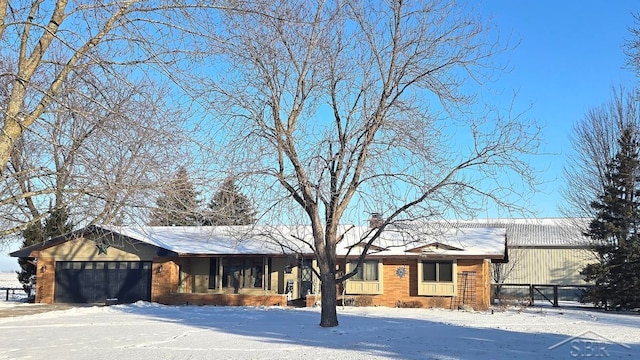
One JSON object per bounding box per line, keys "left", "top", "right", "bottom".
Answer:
{"left": 35, "top": 257, "right": 55, "bottom": 304}
{"left": 380, "top": 258, "right": 412, "bottom": 306}
{"left": 341, "top": 258, "right": 492, "bottom": 310}
{"left": 156, "top": 293, "right": 287, "bottom": 306}
{"left": 454, "top": 260, "right": 488, "bottom": 309}
{"left": 151, "top": 258, "right": 180, "bottom": 301}
{"left": 305, "top": 295, "right": 318, "bottom": 307}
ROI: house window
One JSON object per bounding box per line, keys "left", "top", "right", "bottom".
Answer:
{"left": 222, "top": 258, "right": 264, "bottom": 290}
{"left": 349, "top": 260, "right": 379, "bottom": 281}
{"left": 345, "top": 260, "right": 383, "bottom": 295}
{"left": 177, "top": 264, "right": 187, "bottom": 293}
{"left": 300, "top": 259, "right": 314, "bottom": 295}
{"left": 422, "top": 261, "right": 453, "bottom": 282}
{"left": 209, "top": 258, "right": 217, "bottom": 289}
{"left": 418, "top": 260, "right": 456, "bottom": 296}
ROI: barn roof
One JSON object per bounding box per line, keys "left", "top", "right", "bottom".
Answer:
{"left": 451, "top": 218, "right": 591, "bottom": 247}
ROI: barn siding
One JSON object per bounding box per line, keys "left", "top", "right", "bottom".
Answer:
{"left": 503, "top": 247, "right": 595, "bottom": 285}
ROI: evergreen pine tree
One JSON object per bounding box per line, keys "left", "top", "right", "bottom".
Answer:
{"left": 16, "top": 206, "right": 74, "bottom": 297}
{"left": 16, "top": 222, "right": 43, "bottom": 297}
{"left": 149, "top": 167, "right": 202, "bottom": 226}
{"left": 44, "top": 207, "right": 74, "bottom": 238}
{"left": 204, "top": 178, "right": 256, "bottom": 225}
{"left": 581, "top": 126, "right": 640, "bottom": 309}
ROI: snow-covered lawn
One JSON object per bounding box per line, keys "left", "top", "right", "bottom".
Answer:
{"left": 0, "top": 271, "right": 28, "bottom": 302}
{"left": 0, "top": 299, "right": 638, "bottom": 360}
{"left": 0, "top": 271, "right": 19, "bottom": 288}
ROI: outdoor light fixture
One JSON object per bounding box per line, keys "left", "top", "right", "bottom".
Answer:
{"left": 40, "top": 264, "right": 46, "bottom": 273}
{"left": 157, "top": 264, "right": 163, "bottom": 273}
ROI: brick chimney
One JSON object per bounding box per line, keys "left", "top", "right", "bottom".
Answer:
{"left": 369, "top": 212, "right": 383, "bottom": 228}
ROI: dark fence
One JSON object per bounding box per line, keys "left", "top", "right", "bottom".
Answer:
{"left": 0, "top": 287, "right": 29, "bottom": 301}
{"left": 491, "top": 283, "right": 592, "bottom": 307}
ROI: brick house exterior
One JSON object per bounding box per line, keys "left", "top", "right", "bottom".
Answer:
{"left": 11, "top": 224, "right": 505, "bottom": 310}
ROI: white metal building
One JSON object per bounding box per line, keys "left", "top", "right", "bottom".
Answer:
{"left": 453, "top": 218, "right": 595, "bottom": 302}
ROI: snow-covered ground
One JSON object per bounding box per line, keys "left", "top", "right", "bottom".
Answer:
{"left": 0, "top": 298, "right": 637, "bottom": 360}
{"left": 0, "top": 271, "right": 20, "bottom": 288}
{"left": 0, "top": 271, "right": 28, "bottom": 302}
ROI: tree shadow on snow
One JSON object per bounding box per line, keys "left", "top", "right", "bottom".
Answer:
{"left": 112, "top": 304, "right": 638, "bottom": 359}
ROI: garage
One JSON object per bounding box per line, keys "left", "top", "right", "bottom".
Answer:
{"left": 54, "top": 261, "right": 151, "bottom": 304}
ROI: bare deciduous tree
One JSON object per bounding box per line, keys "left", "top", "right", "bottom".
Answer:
{"left": 1, "top": 69, "right": 188, "bottom": 236}
{"left": 625, "top": 13, "right": 640, "bottom": 79}
{"left": 0, "top": 1, "right": 222, "bottom": 237}
{"left": 561, "top": 88, "right": 640, "bottom": 219}
{"left": 206, "top": 0, "right": 541, "bottom": 327}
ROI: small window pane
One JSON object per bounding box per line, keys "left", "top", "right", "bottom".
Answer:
{"left": 142, "top": 263, "right": 151, "bottom": 270}
{"left": 349, "top": 261, "right": 363, "bottom": 281}
{"left": 223, "top": 258, "right": 243, "bottom": 288}
{"left": 423, "top": 261, "right": 436, "bottom": 281}
{"left": 85, "top": 263, "right": 94, "bottom": 270}
{"left": 363, "top": 261, "right": 378, "bottom": 281}
{"left": 130, "top": 262, "right": 139, "bottom": 269}
{"left": 209, "top": 258, "right": 217, "bottom": 289}
{"left": 349, "top": 261, "right": 378, "bottom": 281}
{"left": 95, "top": 262, "right": 104, "bottom": 269}
{"left": 108, "top": 263, "right": 116, "bottom": 270}
{"left": 243, "top": 258, "right": 263, "bottom": 288}
{"left": 73, "top": 262, "right": 82, "bottom": 269}
{"left": 438, "top": 262, "right": 453, "bottom": 282}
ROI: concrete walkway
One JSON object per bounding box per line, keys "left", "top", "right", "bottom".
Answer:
{"left": 0, "top": 303, "right": 78, "bottom": 318}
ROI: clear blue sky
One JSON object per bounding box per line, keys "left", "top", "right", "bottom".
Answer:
{"left": 476, "top": 0, "right": 640, "bottom": 218}
{"left": 1, "top": 1, "right": 639, "bottom": 271}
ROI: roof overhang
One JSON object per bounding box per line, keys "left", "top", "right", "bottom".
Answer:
{"left": 9, "top": 228, "right": 90, "bottom": 258}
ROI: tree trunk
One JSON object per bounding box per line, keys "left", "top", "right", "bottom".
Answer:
{"left": 319, "top": 270, "right": 339, "bottom": 327}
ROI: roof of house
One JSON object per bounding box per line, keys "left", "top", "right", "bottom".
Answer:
{"left": 12, "top": 217, "right": 588, "bottom": 259}
{"left": 341, "top": 226, "right": 506, "bottom": 258}
{"left": 99, "top": 224, "right": 507, "bottom": 259}
{"left": 10, "top": 224, "right": 507, "bottom": 260}
{"left": 100, "top": 225, "right": 315, "bottom": 255}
